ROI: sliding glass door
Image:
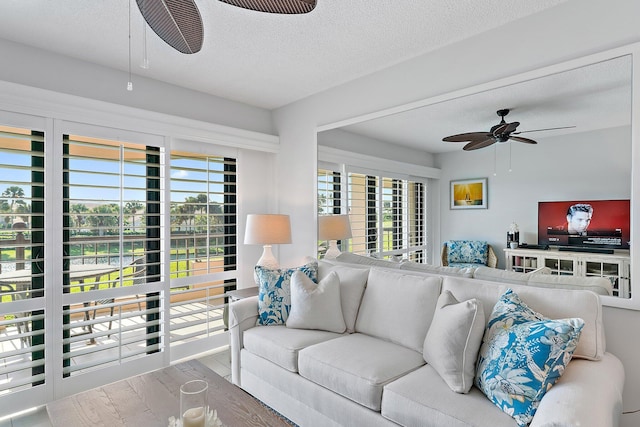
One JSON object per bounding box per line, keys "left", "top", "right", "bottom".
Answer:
{"left": 0, "top": 116, "right": 239, "bottom": 413}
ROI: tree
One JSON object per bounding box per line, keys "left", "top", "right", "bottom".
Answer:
{"left": 1, "top": 186, "right": 26, "bottom": 214}
{"left": 71, "top": 203, "right": 89, "bottom": 231}
{"left": 88, "top": 204, "right": 120, "bottom": 236}
{"left": 124, "top": 201, "right": 144, "bottom": 229}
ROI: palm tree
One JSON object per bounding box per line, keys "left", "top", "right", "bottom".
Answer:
{"left": 88, "top": 204, "right": 119, "bottom": 236}
{"left": 1, "top": 186, "right": 25, "bottom": 214}
{"left": 71, "top": 203, "right": 89, "bottom": 231}
{"left": 124, "top": 201, "right": 144, "bottom": 229}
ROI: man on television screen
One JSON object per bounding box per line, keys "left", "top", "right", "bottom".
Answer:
{"left": 564, "top": 203, "right": 593, "bottom": 235}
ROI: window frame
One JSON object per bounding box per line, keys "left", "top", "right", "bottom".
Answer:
{"left": 317, "top": 155, "right": 430, "bottom": 262}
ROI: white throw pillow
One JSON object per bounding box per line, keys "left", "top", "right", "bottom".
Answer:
{"left": 319, "top": 261, "right": 369, "bottom": 333}
{"left": 286, "top": 270, "right": 347, "bottom": 333}
{"left": 423, "top": 290, "right": 485, "bottom": 394}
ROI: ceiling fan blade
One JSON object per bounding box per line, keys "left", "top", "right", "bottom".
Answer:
{"left": 510, "top": 136, "right": 537, "bottom": 144}
{"left": 513, "top": 125, "right": 576, "bottom": 135}
{"left": 463, "top": 138, "right": 496, "bottom": 151}
{"left": 219, "top": 0, "right": 316, "bottom": 14}
{"left": 443, "top": 132, "right": 491, "bottom": 142}
{"left": 136, "top": 0, "right": 204, "bottom": 54}
{"left": 492, "top": 121, "right": 520, "bottom": 136}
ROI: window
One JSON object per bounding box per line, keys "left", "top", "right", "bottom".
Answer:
{"left": 317, "top": 168, "right": 427, "bottom": 261}
{"left": 317, "top": 167, "right": 342, "bottom": 216}
{"left": 0, "top": 120, "right": 244, "bottom": 414}
{"left": 169, "top": 150, "right": 237, "bottom": 357}
{"left": 0, "top": 124, "right": 46, "bottom": 399}
{"left": 62, "top": 133, "right": 163, "bottom": 377}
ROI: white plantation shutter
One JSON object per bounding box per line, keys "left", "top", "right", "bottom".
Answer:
{"left": 169, "top": 150, "right": 237, "bottom": 359}
{"left": 61, "top": 133, "right": 164, "bottom": 377}
{"left": 317, "top": 167, "right": 343, "bottom": 216}
{"left": 317, "top": 166, "right": 347, "bottom": 257}
{"left": 0, "top": 123, "right": 47, "bottom": 405}
{"left": 347, "top": 172, "right": 427, "bottom": 260}
{"left": 347, "top": 172, "right": 379, "bottom": 255}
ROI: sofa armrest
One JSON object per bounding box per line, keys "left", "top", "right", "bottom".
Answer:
{"left": 531, "top": 352, "right": 624, "bottom": 427}
{"left": 228, "top": 295, "right": 259, "bottom": 386}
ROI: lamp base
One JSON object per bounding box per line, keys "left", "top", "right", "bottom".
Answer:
{"left": 324, "top": 240, "right": 342, "bottom": 260}
{"left": 253, "top": 245, "right": 280, "bottom": 284}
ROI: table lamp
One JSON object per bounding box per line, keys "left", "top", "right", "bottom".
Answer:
{"left": 318, "top": 215, "right": 352, "bottom": 259}
{"left": 244, "top": 214, "right": 292, "bottom": 280}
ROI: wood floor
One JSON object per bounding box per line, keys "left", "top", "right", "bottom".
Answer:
{"left": 0, "top": 346, "right": 232, "bottom": 427}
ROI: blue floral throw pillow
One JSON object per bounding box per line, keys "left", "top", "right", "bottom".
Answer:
{"left": 475, "top": 289, "right": 584, "bottom": 426}
{"left": 447, "top": 240, "right": 488, "bottom": 265}
{"left": 256, "top": 261, "right": 318, "bottom": 326}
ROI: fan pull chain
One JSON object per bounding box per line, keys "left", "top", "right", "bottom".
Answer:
{"left": 141, "top": 21, "right": 149, "bottom": 69}
{"left": 127, "top": 0, "right": 133, "bottom": 91}
{"left": 493, "top": 144, "right": 497, "bottom": 176}
{"left": 509, "top": 142, "right": 513, "bottom": 172}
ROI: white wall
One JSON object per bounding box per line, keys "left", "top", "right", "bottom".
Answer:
{"left": 0, "top": 38, "right": 275, "bottom": 135}
{"left": 318, "top": 128, "right": 436, "bottom": 168}
{"left": 435, "top": 126, "right": 632, "bottom": 267}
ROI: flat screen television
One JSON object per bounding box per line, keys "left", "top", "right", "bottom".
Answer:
{"left": 538, "top": 199, "right": 630, "bottom": 250}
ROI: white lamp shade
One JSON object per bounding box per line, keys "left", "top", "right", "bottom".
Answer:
{"left": 244, "top": 214, "right": 292, "bottom": 245}
{"left": 318, "top": 215, "right": 352, "bottom": 241}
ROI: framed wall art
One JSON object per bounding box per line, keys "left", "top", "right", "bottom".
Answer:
{"left": 450, "top": 178, "right": 488, "bottom": 210}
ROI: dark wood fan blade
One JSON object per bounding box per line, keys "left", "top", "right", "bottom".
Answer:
{"left": 463, "top": 138, "right": 496, "bottom": 151}
{"left": 513, "top": 125, "right": 576, "bottom": 135}
{"left": 492, "top": 122, "right": 520, "bottom": 136}
{"left": 219, "top": 0, "right": 316, "bottom": 14}
{"left": 443, "top": 132, "right": 491, "bottom": 142}
{"left": 510, "top": 136, "right": 537, "bottom": 144}
{"left": 137, "top": 0, "right": 203, "bottom": 54}
{"left": 503, "top": 121, "right": 519, "bottom": 133}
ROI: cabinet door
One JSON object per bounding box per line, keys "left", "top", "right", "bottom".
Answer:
{"left": 509, "top": 253, "right": 539, "bottom": 272}
{"left": 585, "top": 259, "right": 628, "bottom": 298}
{"left": 543, "top": 256, "right": 577, "bottom": 275}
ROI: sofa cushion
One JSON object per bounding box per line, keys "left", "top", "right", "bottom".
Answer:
{"left": 382, "top": 364, "right": 517, "bottom": 427}
{"left": 286, "top": 270, "right": 346, "bottom": 333}
{"left": 476, "top": 289, "right": 584, "bottom": 427}
{"left": 319, "top": 261, "right": 369, "bottom": 333}
{"left": 441, "top": 276, "right": 604, "bottom": 360}
{"left": 473, "top": 266, "right": 548, "bottom": 285}
{"left": 423, "top": 290, "right": 485, "bottom": 394}
{"left": 243, "top": 325, "right": 342, "bottom": 372}
{"left": 355, "top": 268, "right": 442, "bottom": 352}
{"left": 335, "top": 252, "right": 402, "bottom": 269}
{"left": 526, "top": 273, "right": 613, "bottom": 296}
{"left": 474, "top": 266, "right": 612, "bottom": 295}
{"left": 399, "top": 260, "right": 475, "bottom": 278}
{"left": 256, "top": 261, "right": 318, "bottom": 325}
{"left": 298, "top": 333, "right": 425, "bottom": 411}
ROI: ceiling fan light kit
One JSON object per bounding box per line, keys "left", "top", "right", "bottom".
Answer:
{"left": 219, "top": 0, "right": 317, "bottom": 14}
{"left": 443, "top": 109, "right": 575, "bottom": 151}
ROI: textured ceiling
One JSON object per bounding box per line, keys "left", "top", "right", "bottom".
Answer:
{"left": 0, "top": 0, "right": 567, "bottom": 109}
{"left": 339, "top": 55, "right": 633, "bottom": 153}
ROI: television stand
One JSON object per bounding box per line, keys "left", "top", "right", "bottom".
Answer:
{"left": 504, "top": 247, "right": 630, "bottom": 298}
{"left": 558, "top": 246, "right": 614, "bottom": 254}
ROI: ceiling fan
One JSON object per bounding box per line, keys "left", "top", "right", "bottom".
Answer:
{"left": 219, "top": 0, "right": 317, "bottom": 14}
{"left": 442, "top": 109, "right": 575, "bottom": 151}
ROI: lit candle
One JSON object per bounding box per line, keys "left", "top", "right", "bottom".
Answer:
{"left": 182, "top": 406, "right": 205, "bottom": 427}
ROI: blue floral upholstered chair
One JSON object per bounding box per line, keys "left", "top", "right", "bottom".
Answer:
{"left": 441, "top": 240, "right": 498, "bottom": 268}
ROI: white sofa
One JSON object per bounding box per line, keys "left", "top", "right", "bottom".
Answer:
{"left": 228, "top": 260, "right": 624, "bottom": 427}
{"left": 335, "top": 252, "right": 614, "bottom": 296}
